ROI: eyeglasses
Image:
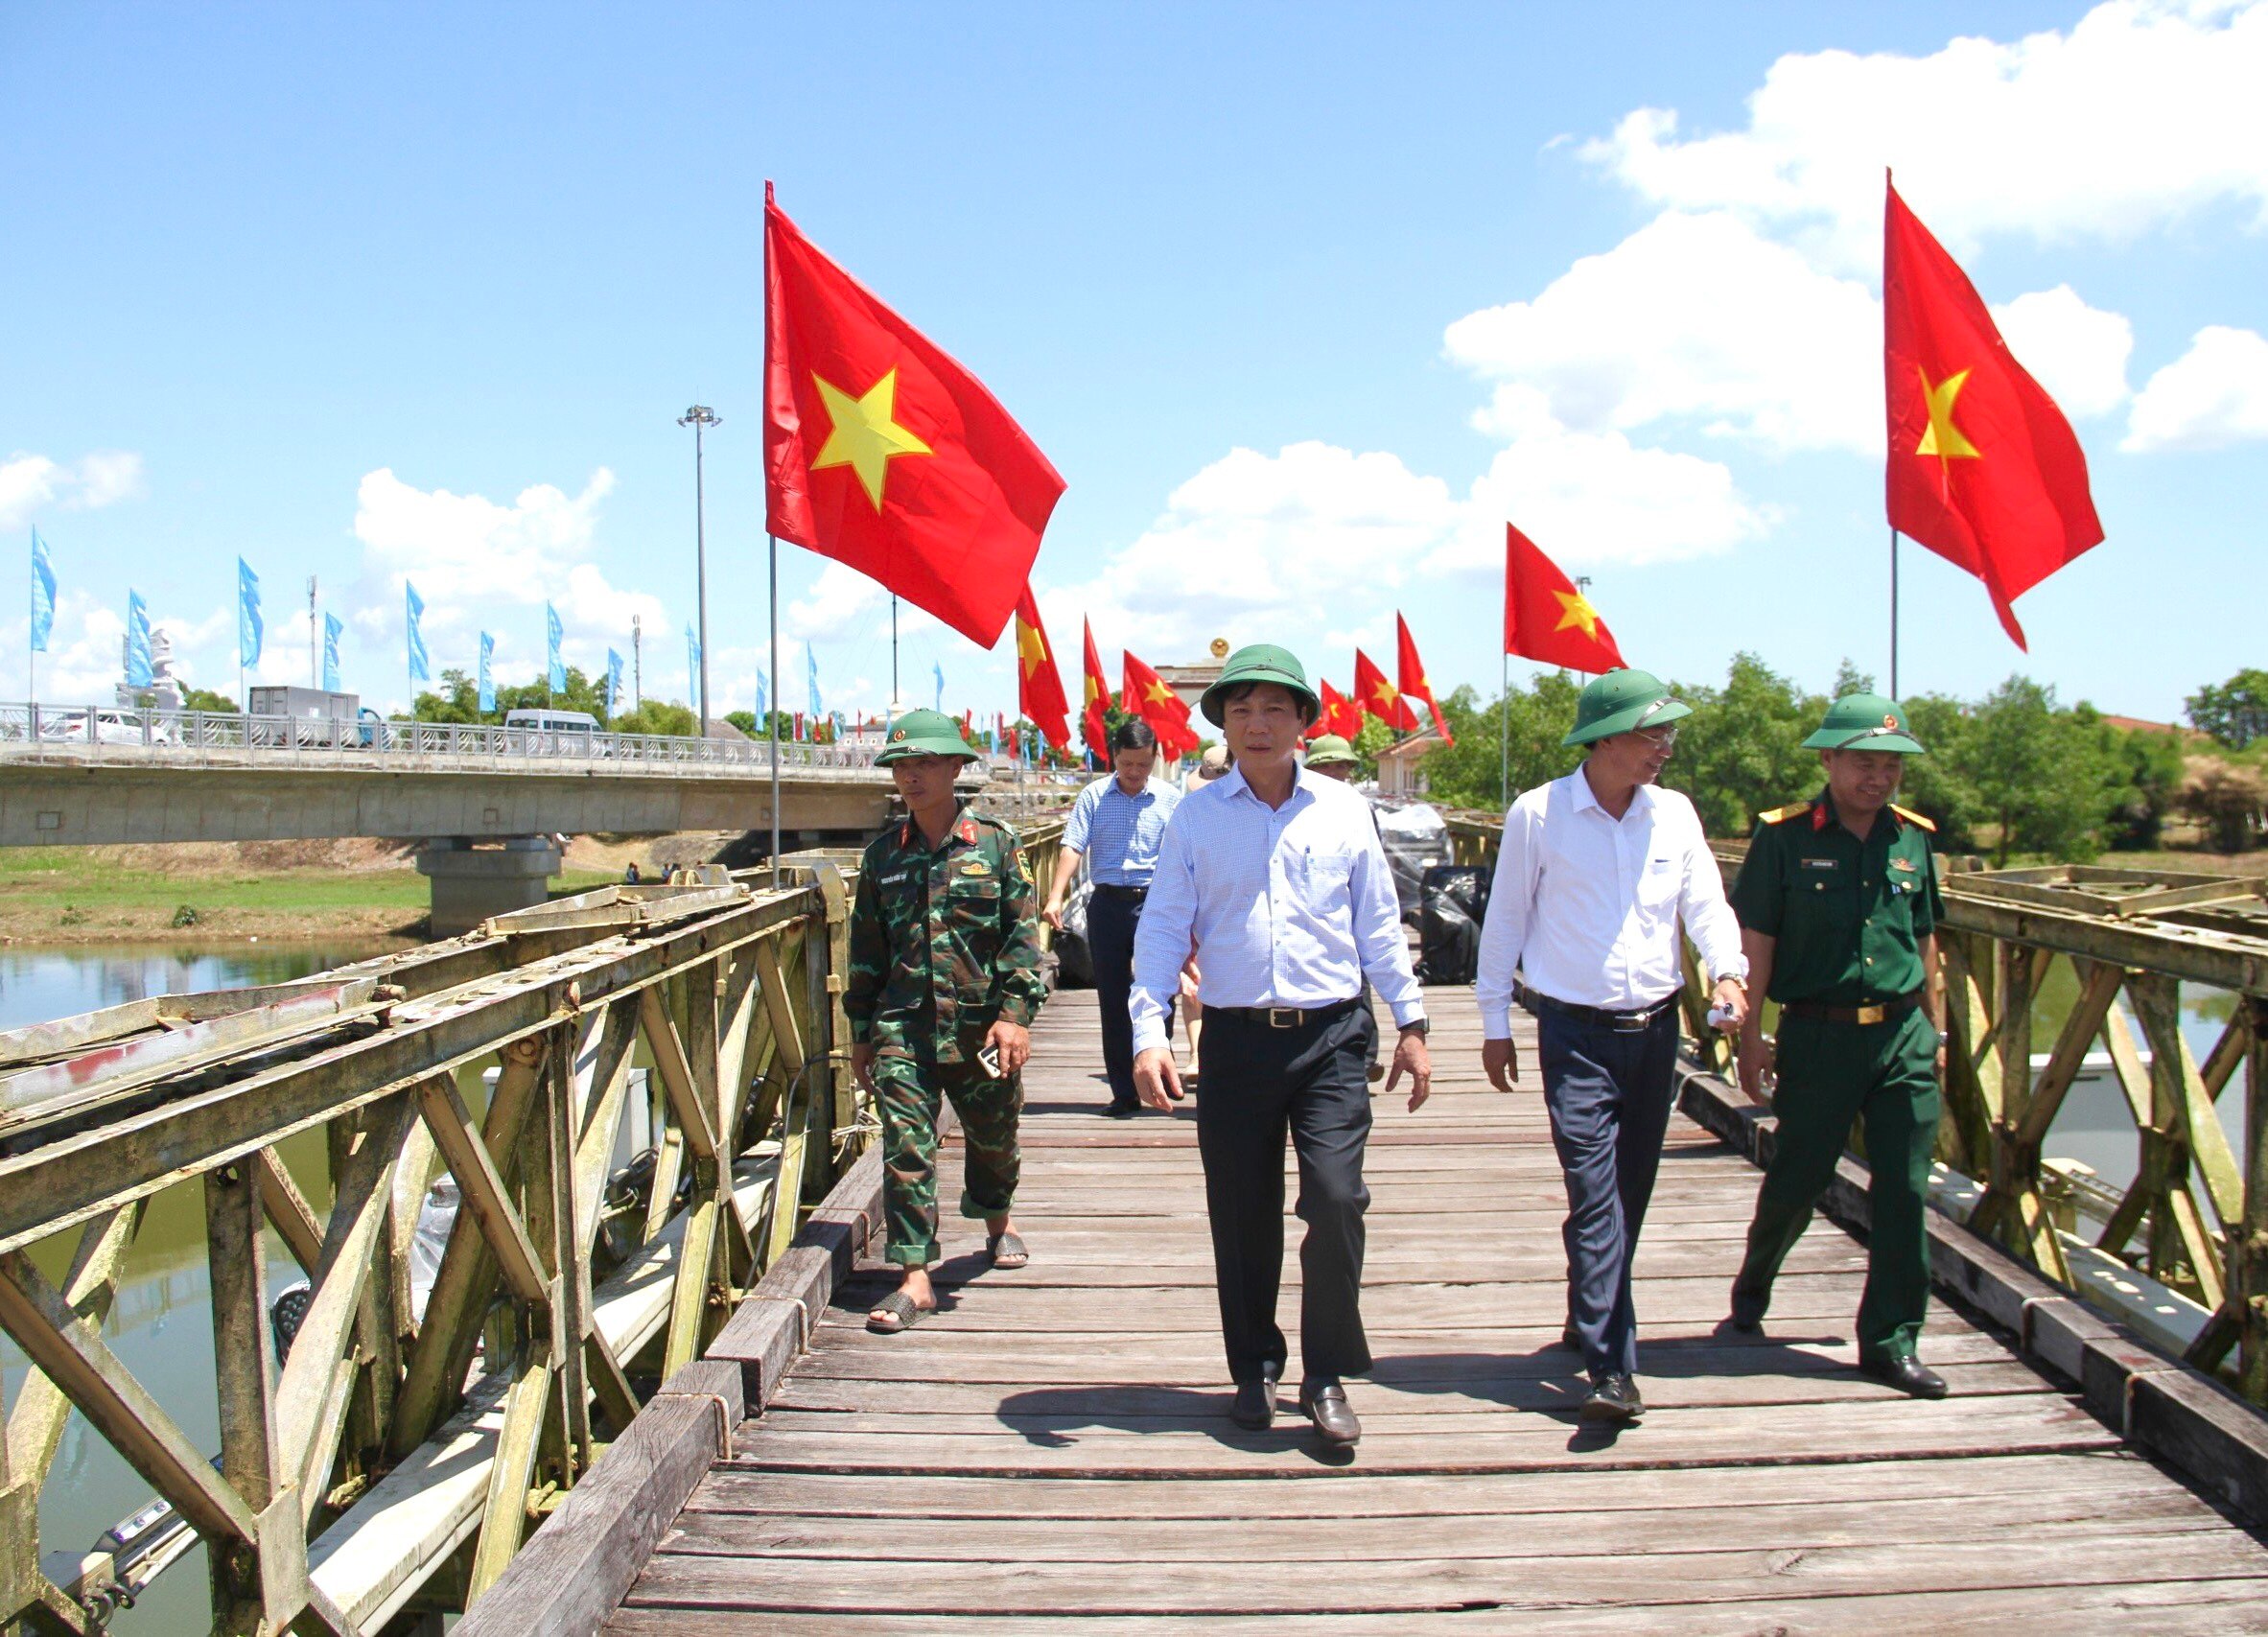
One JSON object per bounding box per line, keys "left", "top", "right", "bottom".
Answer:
{"left": 1632, "top": 726, "right": 1679, "bottom": 749}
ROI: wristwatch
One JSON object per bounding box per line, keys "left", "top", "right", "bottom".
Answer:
{"left": 1399, "top": 1018, "right": 1430, "bottom": 1039}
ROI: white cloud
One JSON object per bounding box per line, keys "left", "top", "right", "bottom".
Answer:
{"left": 1437, "top": 388, "right": 1775, "bottom": 573}
{"left": 0, "top": 450, "right": 146, "bottom": 530}
{"left": 1582, "top": 1, "right": 2268, "bottom": 272}
{"left": 1989, "top": 285, "right": 2135, "bottom": 418}
{"left": 1444, "top": 211, "right": 1880, "bottom": 455}
{"left": 2123, "top": 324, "right": 2268, "bottom": 451}
{"left": 349, "top": 466, "right": 671, "bottom": 692}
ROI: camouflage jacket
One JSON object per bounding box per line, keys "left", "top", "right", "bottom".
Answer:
{"left": 845, "top": 805, "right": 1046, "bottom": 1061}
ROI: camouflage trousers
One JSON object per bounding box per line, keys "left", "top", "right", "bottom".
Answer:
{"left": 874, "top": 1043, "right": 1023, "bottom": 1267}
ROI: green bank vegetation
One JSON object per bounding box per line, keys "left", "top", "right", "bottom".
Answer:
{"left": 1370, "top": 660, "right": 2268, "bottom": 865}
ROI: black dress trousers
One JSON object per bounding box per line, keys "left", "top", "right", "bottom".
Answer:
{"left": 1088, "top": 886, "right": 1169, "bottom": 1111}
{"left": 1195, "top": 1000, "right": 1376, "bottom": 1384}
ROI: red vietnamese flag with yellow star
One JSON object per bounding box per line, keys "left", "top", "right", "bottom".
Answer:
{"left": 1080, "top": 618, "right": 1111, "bottom": 761}
{"left": 1505, "top": 523, "right": 1625, "bottom": 672}
{"left": 1353, "top": 648, "right": 1419, "bottom": 732}
{"left": 1121, "top": 650, "right": 1199, "bottom": 757}
{"left": 1012, "top": 587, "right": 1072, "bottom": 750}
{"left": 763, "top": 184, "right": 1067, "bottom": 647}
{"left": 1395, "top": 614, "right": 1454, "bottom": 747}
{"left": 1304, "top": 677, "right": 1361, "bottom": 743}
{"left": 1884, "top": 178, "right": 2103, "bottom": 649}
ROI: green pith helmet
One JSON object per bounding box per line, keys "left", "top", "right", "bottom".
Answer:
{"left": 1304, "top": 734, "right": 1358, "bottom": 767}
{"left": 1200, "top": 643, "right": 1319, "bottom": 728}
{"left": 874, "top": 708, "right": 982, "bottom": 764}
{"left": 1561, "top": 667, "right": 1692, "bottom": 747}
{"left": 1802, "top": 692, "right": 1927, "bottom": 755}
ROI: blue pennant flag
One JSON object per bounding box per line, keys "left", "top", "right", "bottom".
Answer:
{"left": 807, "top": 642, "right": 823, "bottom": 719}
{"left": 237, "top": 557, "right": 264, "bottom": 668}
{"left": 606, "top": 648, "right": 624, "bottom": 716}
{"left": 755, "top": 666, "right": 768, "bottom": 721}
{"left": 478, "top": 631, "right": 496, "bottom": 713}
{"left": 30, "top": 528, "right": 57, "bottom": 655}
{"left": 932, "top": 660, "right": 944, "bottom": 713}
{"left": 685, "top": 623, "right": 700, "bottom": 710}
{"left": 125, "top": 591, "right": 153, "bottom": 689}
{"left": 322, "top": 613, "right": 343, "bottom": 691}
{"left": 405, "top": 581, "right": 430, "bottom": 685}
{"left": 546, "top": 601, "right": 566, "bottom": 692}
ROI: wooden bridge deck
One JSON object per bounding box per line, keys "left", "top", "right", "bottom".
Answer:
{"left": 604, "top": 989, "right": 2268, "bottom": 1633}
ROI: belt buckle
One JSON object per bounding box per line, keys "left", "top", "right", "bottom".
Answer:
{"left": 1267, "top": 1007, "right": 1300, "bottom": 1029}
{"left": 1855, "top": 1003, "right": 1886, "bottom": 1025}
{"left": 1612, "top": 1011, "right": 1650, "bottom": 1034}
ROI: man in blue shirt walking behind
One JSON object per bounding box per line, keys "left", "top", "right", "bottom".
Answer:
{"left": 1043, "top": 718, "right": 1182, "bottom": 1117}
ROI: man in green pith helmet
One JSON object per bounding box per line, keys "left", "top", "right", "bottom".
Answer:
{"left": 1302, "top": 735, "right": 1360, "bottom": 781}
{"left": 846, "top": 709, "right": 1048, "bottom": 1335}
{"left": 1725, "top": 692, "right": 1951, "bottom": 1398}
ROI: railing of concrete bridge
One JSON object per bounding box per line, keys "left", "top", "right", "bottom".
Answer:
{"left": 1443, "top": 811, "right": 2268, "bottom": 1406}
{"left": 0, "top": 703, "right": 878, "bottom": 774}
{"left": 0, "top": 818, "right": 1068, "bottom": 1634}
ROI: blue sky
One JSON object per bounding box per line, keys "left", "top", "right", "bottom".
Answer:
{"left": 6, "top": 0, "right": 2263, "bottom": 725}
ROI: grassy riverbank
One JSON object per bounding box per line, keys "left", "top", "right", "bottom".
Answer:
{"left": 0, "top": 842, "right": 619, "bottom": 944}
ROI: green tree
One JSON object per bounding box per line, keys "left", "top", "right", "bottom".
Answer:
{"left": 614, "top": 699, "right": 698, "bottom": 737}
{"left": 1892, "top": 694, "right": 1981, "bottom": 852}
{"left": 405, "top": 666, "right": 633, "bottom": 728}
{"left": 2100, "top": 721, "right": 2187, "bottom": 852}
{"left": 1403, "top": 674, "right": 1581, "bottom": 812}
{"left": 1949, "top": 676, "right": 2117, "bottom": 865}
{"left": 2186, "top": 668, "right": 2268, "bottom": 749}
{"left": 2176, "top": 756, "right": 2267, "bottom": 854}
{"left": 181, "top": 687, "right": 239, "bottom": 713}
{"left": 1659, "top": 653, "right": 1824, "bottom": 837}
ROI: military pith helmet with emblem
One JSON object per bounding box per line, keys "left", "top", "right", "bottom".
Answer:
{"left": 1303, "top": 734, "right": 1358, "bottom": 768}
{"left": 1200, "top": 643, "right": 1320, "bottom": 727}
{"left": 1801, "top": 692, "right": 1927, "bottom": 755}
{"left": 874, "top": 708, "right": 983, "bottom": 764}
{"left": 1562, "top": 668, "right": 1692, "bottom": 747}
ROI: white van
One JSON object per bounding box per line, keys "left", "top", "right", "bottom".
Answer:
{"left": 503, "top": 708, "right": 600, "bottom": 733}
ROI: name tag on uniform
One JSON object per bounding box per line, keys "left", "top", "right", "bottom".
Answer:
{"left": 879, "top": 872, "right": 909, "bottom": 885}
{"left": 1798, "top": 857, "right": 1839, "bottom": 873}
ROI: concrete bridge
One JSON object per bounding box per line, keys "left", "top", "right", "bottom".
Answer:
{"left": 0, "top": 702, "right": 911, "bottom": 931}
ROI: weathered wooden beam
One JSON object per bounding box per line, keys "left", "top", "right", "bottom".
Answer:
{"left": 414, "top": 1076, "right": 548, "bottom": 1308}
{"left": 257, "top": 1147, "right": 327, "bottom": 1278}
{"left": 529, "top": 1030, "right": 592, "bottom": 1472}
{"left": 463, "top": 1345, "right": 549, "bottom": 1605}
{"left": 2242, "top": 997, "right": 2268, "bottom": 1400}
{"left": 636, "top": 990, "right": 719, "bottom": 1166}
{"left": 0, "top": 1250, "right": 258, "bottom": 1546}
{"left": 5, "top": 1204, "right": 140, "bottom": 1490}
{"left": 2131, "top": 973, "right": 2244, "bottom": 1228}
{"left": 206, "top": 1158, "right": 302, "bottom": 1633}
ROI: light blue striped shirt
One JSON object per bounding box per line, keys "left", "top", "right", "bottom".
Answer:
{"left": 1129, "top": 763, "right": 1423, "bottom": 1054}
{"left": 1064, "top": 774, "right": 1181, "bottom": 886}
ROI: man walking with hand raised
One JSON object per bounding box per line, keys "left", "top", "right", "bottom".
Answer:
{"left": 1131, "top": 645, "right": 1429, "bottom": 1448}
{"left": 1476, "top": 668, "right": 1747, "bottom": 1423}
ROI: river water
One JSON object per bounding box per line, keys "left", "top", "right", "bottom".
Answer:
{"left": 0, "top": 942, "right": 2249, "bottom": 1629}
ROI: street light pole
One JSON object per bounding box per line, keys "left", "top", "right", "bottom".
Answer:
{"left": 632, "top": 614, "right": 642, "bottom": 713}
{"left": 677, "top": 404, "right": 721, "bottom": 736}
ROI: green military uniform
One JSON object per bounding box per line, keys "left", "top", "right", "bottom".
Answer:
{"left": 846, "top": 712, "right": 1047, "bottom": 1268}
{"left": 1728, "top": 694, "right": 1945, "bottom": 1368}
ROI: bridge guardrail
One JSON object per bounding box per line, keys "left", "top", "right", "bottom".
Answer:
{"left": 0, "top": 702, "right": 879, "bottom": 775}
{"left": 1442, "top": 809, "right": 2268, "bottom": 1408}
{"left": 0, "top": 817, "right": 1066, "bottom": 1634}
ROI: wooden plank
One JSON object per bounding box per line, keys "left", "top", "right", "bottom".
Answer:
{"left": 415, "top": 1073, "right": 549, "bottom": 1307}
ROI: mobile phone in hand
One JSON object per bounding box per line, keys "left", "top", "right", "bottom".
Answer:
{"left": 977, "top": 1042, "right": 1004, "bottom": 1079}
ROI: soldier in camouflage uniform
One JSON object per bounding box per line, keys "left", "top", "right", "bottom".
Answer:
{"left": 846, "top": 710, "right": 1048, "bottom": 1333}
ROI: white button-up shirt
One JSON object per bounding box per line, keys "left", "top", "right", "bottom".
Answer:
{"left": 1130, "top": 763, "right": 1423, "bottom": 1054}
{"left": 1475, "top": 768, "right": 1746, "bottom": 1041}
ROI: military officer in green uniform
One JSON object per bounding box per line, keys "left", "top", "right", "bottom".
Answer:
{"left": 1725, "top": 693, "right": 1951, "bottom": 1398}
{"left": 846, "top": 709, "right": 1048, "bottom": 1334}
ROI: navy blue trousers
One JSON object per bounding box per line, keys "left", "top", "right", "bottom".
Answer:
{"left": 1536, "top": 1004, "right": 1680, "bottom": 1377}
{"left": 1088, "top": 889, "right": 1170, "bottom": 1111}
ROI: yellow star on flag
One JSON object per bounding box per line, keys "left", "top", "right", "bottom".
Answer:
{"left": 810, "top": 368, "right": 934, "bottom": 509}
{"left": 1016, "top": 618, "right": 1048, "bottom": 678}
{"left": 1372, "top": 679, "right": 1399, "bottom": 706}
{"left": 1084, "top": 675, "right": 1102, "bottom": 706}
{"left": 1553, "top": 589, "right": 1602, "bottom": 638}
{"left": 1145, "top": 680, "right": 1176, "bottom": 707}
{"left": 1915, "top": 367, "right": 1981, "bottom": 460}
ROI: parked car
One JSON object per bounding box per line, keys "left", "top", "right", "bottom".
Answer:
{"left": 36, "top": 709, "right": 175, "bottom": 746}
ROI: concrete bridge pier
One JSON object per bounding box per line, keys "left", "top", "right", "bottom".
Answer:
{"left": 416, "top": 835, "right": 562, "bottom": 934}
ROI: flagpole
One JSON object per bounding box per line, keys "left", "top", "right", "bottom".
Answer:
{"left": 768, "top": 532, "right": 783, "bottom": 887}
{"left": 891, "top": 594, "right": 899, "bottom": 708}
{"left": 1499, "top": 649, "right": 1509, "bottom": 809}
{"left": 1888, "top": 527, "right": 1900, "bottom": 699}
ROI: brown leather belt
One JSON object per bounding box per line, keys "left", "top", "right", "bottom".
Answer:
{"left": 1780, "top": 993, "right": 1923, "bottom": 1026}
{"left": 1516, "top": 982, "right": 1678, "bottom": 1035}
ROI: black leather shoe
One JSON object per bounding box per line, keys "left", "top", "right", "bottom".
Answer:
{"left": 1727, "top": 1280, "right": 1768, "bottom": 1334}
{"left": 1860, "top": 1354, "right": 1948, "bottom": 1399}
{"left": 1579, "top": 1372, "right": 1644, "bottom": 1423}
{"left": 1230, "top": 1368, "right": 1280, "bottom": 1429}
{"left": 1298, "top": 1378, "right": 1362, "bottom": 1446}
{"left": 1559, "top": 1321, "right": 1580, "bottom": 1350}
{"left": 1104, "top": 1103, "right": 1139, "bottom": 1120}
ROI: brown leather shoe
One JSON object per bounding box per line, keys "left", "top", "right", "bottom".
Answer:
{"left": 1298, "top": 1378, "right": 1361, "bottom": 1446}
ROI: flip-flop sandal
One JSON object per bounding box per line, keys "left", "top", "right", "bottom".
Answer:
{"left": 866, "top": 1291, "right": 926, "bottom": 1334}
{"left": 986, "top": 1232, "right": 1030, "bottom": 1270}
